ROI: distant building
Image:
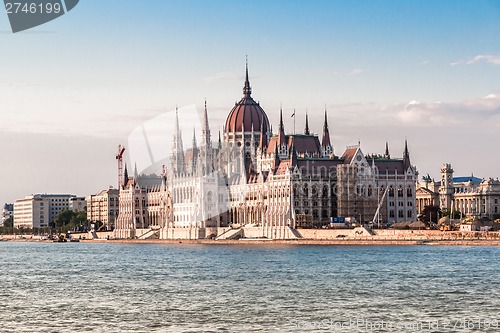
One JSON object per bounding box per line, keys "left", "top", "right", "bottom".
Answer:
{"left": 69, "top": 197, "right": 87, "bottom": 212}
{"left": 13, "top": 194, "right": 76, "bottom": 229}
{"left": 86, "top": 188, "right": 119, "bottom": 230}
{"left": 417, "top": 163, "right": 500, "bottom": 220}
{"left": 1, "top": 203, "right": 13, "bottom": 226}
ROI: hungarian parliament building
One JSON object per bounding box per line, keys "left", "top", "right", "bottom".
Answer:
{"left": 114, "top": 65, "right": 418, "bottom": 239}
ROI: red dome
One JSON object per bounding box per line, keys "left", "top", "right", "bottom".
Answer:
{"left": 224, "top": 64, "right": 270, "bottom": 133}
{"left": 225, "top": 96, "right": 269, "bottom": 133}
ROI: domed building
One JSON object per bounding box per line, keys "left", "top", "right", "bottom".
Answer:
{"left": 224, "top": 63, "right": 270, "bottom": 140}
{"left": 223, "top": 63, "right": 270, "bottom": 170}
{"left": 114, "top": 62, "right": 418, "bottom": 240}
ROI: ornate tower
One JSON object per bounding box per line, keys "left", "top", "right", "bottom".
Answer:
{"left": 223, "top": 60, "right": 270, "bottom": 150}
{"left": 439, "top": 163, "right": 454, "bottom": 210}
{"left": 171, "top": 108, "right": 185, "bottom": 175}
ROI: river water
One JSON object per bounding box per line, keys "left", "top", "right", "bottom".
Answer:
{"left": 0, "top": 242, "right": 498, "bottom": 332}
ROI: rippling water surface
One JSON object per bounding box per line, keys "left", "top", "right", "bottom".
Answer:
{"left": 0, "top": 243, "right": 499, "bottom": 332}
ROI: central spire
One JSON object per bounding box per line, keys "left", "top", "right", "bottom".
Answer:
{"left": 243, "top": 56, "right": 252, "bottom": 97}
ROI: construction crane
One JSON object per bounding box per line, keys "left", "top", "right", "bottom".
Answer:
{"left": 372, "top": 186, "right": 388, "bottom": 228}
{"left": 116, "top": 145, "right": 126, "bottom": 189}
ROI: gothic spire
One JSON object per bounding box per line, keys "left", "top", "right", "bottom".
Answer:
{"left": 202, "top": 99, "right": 211, "bottom": 148}
{"left": 258, "top": 117, "right": 268, "bottom": 152}
{"left": 123, "top": 163, "right": 128, "bottom": 187}
{"left": 304, "top": 111, "right": 310, "bottom": 135}
{"left": 403, "top": 139, "right": 411, "bottom": 169}
{"left": 384, "top": 141, "right": 390, "bottom": 159}
{"left": 321, "top": 107, "right": 331, "bottom": 148}
{"left": 290, "top": 137, "right": 298, "bottom": 165}
{"left": 192, "top": 127, "right": 198, "bottom": 172}
{"left": 243, "top": 56, "right": 252, "bottom": 97}
{"left": 403, "top": 139, "right": 409, "bottom": 160}
{"left": 278, "top": 106, "right": 286, "bottom": 147}
{"left": 172, "top": 107, "right": 185, "bottom": 174}
{"left": 218, "top": 131, "right": 222, "bottom": 149}
{"left": 273, "top": 141, "right": 280, "bottom": 171}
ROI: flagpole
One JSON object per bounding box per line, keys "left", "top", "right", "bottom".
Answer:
{"left": 293, "top": 108, "right": 296, "bottom": 135}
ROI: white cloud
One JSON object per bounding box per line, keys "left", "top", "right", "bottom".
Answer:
{"left": 347, "top": 68, "right": 363, "bottom": 76}
{"left": 203, "top": 72, "right": 242, "bottom": 82}
{"left": 451, "top": 54, "right": 500, "bottom": 66}
{"left": 396, "top": 92, "right": 500, "bottom": 127}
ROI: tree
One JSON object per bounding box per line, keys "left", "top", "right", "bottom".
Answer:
{"left": 441, "top": 208, "right": 462, "bottom": 219}
{"left": 3, "top": 217, "right": 13, "bottom": 228}
{"left": 420, "top": 205, "right": 441, "bottom": 225}
{"left": 53, "top": 209, "right": 89, "bottom": 232}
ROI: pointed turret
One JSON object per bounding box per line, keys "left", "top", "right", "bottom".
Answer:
{"left": 403, "top": 140, "right": 411, "bottom": 169}
{"left": 258, "top": 118, "right": 268, "bottom": 152}
{"left": 172, "top": 107, "right": 185, "bottom": 174}
{"left": 202, "top": 99, "right": 211, "bottom": 148}
{"left": 134, "top": 162, "right": 139, "bottom": 179}
{"left": 273, "top": 142, "right": 280, "bottom": 172}
{"left": 243, "top": 56, "right": 252, "bottom": 97}
{"left": 321, "top": 108, "right": 331, "bottom": 148}
{"left": 290, "top": 137, "right": 298, "bottom": 165}
{"left": 277, "top": 107, "right": 286, "bottom": 148}
{"left": 304, "top": 111, "right": 310, "bottom": 135}
{"left": 191, "top": 127, "right": 198, "bottom": 173}
{"left": 123, "top": 163, "right": 129, "bottom": 188}
{"left": 384, "top": 142, "right": 390, "bottom": 159}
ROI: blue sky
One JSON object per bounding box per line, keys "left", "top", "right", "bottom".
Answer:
{"left": 1, "top": 1, "right": 500, "bottom": 204}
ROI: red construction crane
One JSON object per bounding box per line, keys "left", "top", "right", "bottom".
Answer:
{"left": 116, "top": 145, "right": 126, "bottom": 189}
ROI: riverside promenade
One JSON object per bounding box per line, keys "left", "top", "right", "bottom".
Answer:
{"left": 3, "top": 229, "right": 500, "bottom": 246}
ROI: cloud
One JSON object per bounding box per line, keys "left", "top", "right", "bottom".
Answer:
{"left": 397, "top": 93, "right": 500, "bottom": 126}
{"left": 347, "top": 68, "right": 363, "bottom": 76}
{"left": 450, "top": 54, "right": 500, "bottom": 66}
{"left": 203, "top": 72, "right": 242, "bottom": 82}
{"left": 419, "top": 60, "right": 429, "bottom": 65}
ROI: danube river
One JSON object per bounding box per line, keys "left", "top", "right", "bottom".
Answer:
{"left": 0, "top": 242, "right": 498, "bottom": 332}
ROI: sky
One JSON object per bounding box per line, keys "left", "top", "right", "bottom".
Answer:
{"left": 1, "top": 0, "right": 500, "bottom": 205}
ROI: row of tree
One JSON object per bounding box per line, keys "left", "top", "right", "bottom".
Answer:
{"left": 0, "top": 210, "right": 104, "bottom": 234}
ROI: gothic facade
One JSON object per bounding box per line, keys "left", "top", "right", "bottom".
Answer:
{"left": 114, "top": 65, "right": 418, "bottom": 239}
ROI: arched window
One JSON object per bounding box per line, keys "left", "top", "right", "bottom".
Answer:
{"left": 368, "top": 185, "right": 373, "bottom": 197}
{"left": 407, "top": 187, "right": 413, "bottom": 197}
{"left": 398, "top": 186, "right": 404, "bottom": 197}
{"left": 389, "top": 186, "right": 394, "bottom": 197}
{"left": 389, "top": 210, "right": 395, "bottom": 218}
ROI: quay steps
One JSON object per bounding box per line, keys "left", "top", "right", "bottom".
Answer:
{"left": 215, "top": 228, "right": 243, "bottom": 240}
{"left": 137, "top": 229, "right": 160, "bottom": 240}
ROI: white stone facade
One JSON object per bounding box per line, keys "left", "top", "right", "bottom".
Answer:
{"left": 113, "top": 67, "right": 417, "bottom": 239}
{"left": 417, "top": 163, "right": 500, "bottom": 219}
